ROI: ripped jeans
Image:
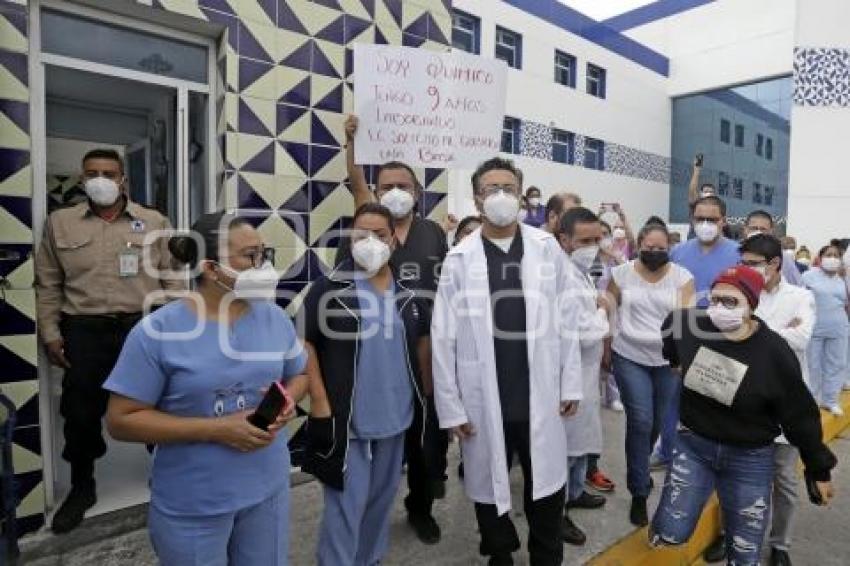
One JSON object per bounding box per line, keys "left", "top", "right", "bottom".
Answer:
{"left": 650, "top": 429, "right": 775, "bottom": 566}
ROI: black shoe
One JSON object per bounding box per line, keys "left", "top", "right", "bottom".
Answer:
{"left": 561, "top": 513, "right": 587, "bottom": 546}
{"left": 51, "top": 485, "right": 96, "bottom": 534}
{"left": 407, "top": 512, "right": 441, "bottom": 544}
{"left": 565, "top": 490, "right": 607, "bottom": 510}
{"left": 770, "top": 547, "right": 792, "bottom": 566}
{"left": 488, "top": 554, "right": 514, "bottom": 566}
{"left": 629, "top": 496, "right": 648, "bottom": 527}
{"left": 703, "top": 534, "right": 727, "bottom": 563}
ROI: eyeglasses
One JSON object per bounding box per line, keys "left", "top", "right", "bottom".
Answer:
{"left": 694, "top": 216, "right": 721, "bottom": 224}
{"left": 481, "top": 184, "right": 519, "bottom": 198}
{"left": 709, "top": 295, "right": 740, "bottom": 309}
{"left": 740, "top": 259, "right": 768, "bottom": 268}
{"left": 241, "top": 247, "right": 275, "bottom": 268}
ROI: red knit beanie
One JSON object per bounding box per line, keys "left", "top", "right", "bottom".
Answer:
{"left": 711, "top": 265, "right": 765, "bottom": 309}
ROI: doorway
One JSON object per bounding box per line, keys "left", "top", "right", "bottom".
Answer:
{"left": 32, "top": 2, "right": 217, "bottom": 519}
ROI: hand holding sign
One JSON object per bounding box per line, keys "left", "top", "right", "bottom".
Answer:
{"left": 353, "top": 44, "right": 508, "bottom": 169}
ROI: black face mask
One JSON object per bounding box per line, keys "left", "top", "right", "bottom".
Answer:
{"left": 640, "top": 250, "right": 669, "bottom": 272}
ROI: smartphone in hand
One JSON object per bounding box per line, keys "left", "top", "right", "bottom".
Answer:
{"left": 695, "top": 153, "right": 704, "bottom": 167}
{"left": 248, "top": 381, "right": 293, "bottom": 431}
{"left": 805, "top": 476, "right": 825, "bottom": 505}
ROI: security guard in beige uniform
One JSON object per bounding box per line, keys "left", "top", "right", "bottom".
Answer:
{"left": 35, "top": 149, "right": 184, "bottom": 533}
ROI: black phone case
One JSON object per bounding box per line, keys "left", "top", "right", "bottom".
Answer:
{"left": 805, "top": 475, "right": 824, "bottom": 505}
{"left": 247, "top": 383, "right": 285, "bottom": 431}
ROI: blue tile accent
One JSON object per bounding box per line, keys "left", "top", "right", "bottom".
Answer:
{"left": 601, "top": 0, "right": 716, "bottom": 32}
{"left": 504, "top": 0, "right": 669, "bottom": 76}
{"left": 793, "top": 47, "right": 850, "bottom": 107}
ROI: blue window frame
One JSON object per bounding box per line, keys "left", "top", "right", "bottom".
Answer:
{"left": 452, "top": 10, "right": 480, "bottom": 54}
{"left": 554, "top": 50, "right": 576, "bottom": 88}
{"left": 765, "top": 138, "right": 773, "bottom": 160}
{"left": 733, "top": 177, "right": 743, "bottom": 199}
{"left": 584, "top": 137, "right": 604, "bottom": 170}
{"left": 764, "top": 186, "right": 774, "bottom": 206}
{"left": 718, "top": 171, "right": 729, "bottom": 196}
{"left": 756, "top": 133, "right": 764, "bottom": 156}
{"left": 720, "top": 119, "right": 730, "bottom": 144}
{"left": 495, "top": 27, "right": 521, "bottom": 69}
{"left": 552, "top": 129, "right": 574, "bottom": 164}
{"left": 501, "top": 117, "right": 520, "bottom": 154}
{"left": 753, "top": 182, "right": 762, "bottom": 203}
{"left": 735, "top": 124, "right": 745, "bottom": 147}
{"left": 587, "top": 63, "right": 606, "bottom": 98}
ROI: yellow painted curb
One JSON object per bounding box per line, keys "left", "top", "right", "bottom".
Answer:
{"left": 588, "top": 391, "right": 850, "bottom": 566}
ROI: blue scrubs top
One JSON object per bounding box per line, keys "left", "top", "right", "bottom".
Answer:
{"left": 802, "top": 267, "right": 850, "bottom": 337}
{"left": 671, "top": 236, "right": 740, "bottom": 306}
{"left": 350, "top": 277, "right": 414, "bottom": 440}
{"left": 104, "top": 300, "right": 307, "bottom": 516}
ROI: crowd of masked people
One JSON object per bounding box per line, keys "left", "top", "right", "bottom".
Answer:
{"left": 34, "top": 119, "right": 847, "bottom": 566}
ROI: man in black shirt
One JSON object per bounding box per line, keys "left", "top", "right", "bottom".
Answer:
{"left": 653, "top": 266, "right": 835, "bottom": 565}
{"left": 336, "top": 116, "right": 449, "bottom": 544}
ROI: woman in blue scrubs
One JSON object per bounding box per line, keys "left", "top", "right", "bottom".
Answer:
{"left": 104, "top": 212, "right": 308, "bottom": 566}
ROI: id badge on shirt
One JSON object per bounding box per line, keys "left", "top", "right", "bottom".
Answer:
{"left": 683, "top": 346, "right": 748, "bottom": 406}
{"left": 119, "top": 245, "right": 140, "bottom": 277}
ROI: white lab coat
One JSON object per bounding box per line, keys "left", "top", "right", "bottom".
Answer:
{"left": 432, "top": 225, "right": 584, "bottom": 515}
{"left": 565, "top": 272, "right": 609, "bottom": 457}
{"left": 755, "top": 279, "right": 816, "bottom": 444}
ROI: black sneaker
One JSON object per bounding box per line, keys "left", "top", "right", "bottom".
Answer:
{"left": 407, "top": 512, "right": 441, "bottom": 544}
{"left": 703, "top": 534, "right": 727, "bottom": 563}
{"left": 51, "top": 485, "right": 96, "bottom": 534}
{"left": 629, "top": 496, "right": 648, "bottom": 527}
{"left": 565, "top": 490, "right": 607, "bottom": 510}
{"left": 561, "top": 513, "right": 587, "bottom": 546}
{"left": 769, "top": 547, "right": 792, "bottom": 566}
{"left": 488, "top": 554, "right": 514, "bottom": 566}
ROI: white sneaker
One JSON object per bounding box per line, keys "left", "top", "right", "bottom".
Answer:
{"left": 828, "top": 405, "right": 845, "bottom": 417}
{"left": 611, "top": 400, "right": 625, "bottom": 412}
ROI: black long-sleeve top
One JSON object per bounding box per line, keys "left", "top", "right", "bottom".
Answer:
{"left": 662, "top": 309, "right": 837, "bottom": 482}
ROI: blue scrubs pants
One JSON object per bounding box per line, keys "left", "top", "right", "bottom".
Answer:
{"left": 317, "top": 433, "right": 406, "bottom": 566}
{"left": 148, "top": 486, "right": 289, "bottom": 566}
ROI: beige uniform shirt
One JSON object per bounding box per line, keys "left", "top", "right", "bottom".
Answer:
{"left": 35, "top": 199, "right": 186, "bottom": 343}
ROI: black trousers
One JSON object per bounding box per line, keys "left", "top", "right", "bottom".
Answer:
{"left": 59, "top": 314, "right": 140, "bottom": 485}
{"left": 474, "top": 421, "right": 565, "bottom": 565}
{"left": 404, "top": 396, "right": 449, "bottom": 516}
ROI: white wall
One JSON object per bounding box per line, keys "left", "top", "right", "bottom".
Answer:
{"left": 624, "top": 0, "right": 796, "bottom": 96}
{"left": 450, "top": 0, "right": 672, "bottom": 226}
{"left": 786, "top": 0, "right": 850, "bottom": 250}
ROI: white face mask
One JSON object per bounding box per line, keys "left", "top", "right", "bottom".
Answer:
{"left": 600, "top": 237, "right": 614, "bottom": 252}
{"left": 217, "top": 261, "right": 279, "bottom": 301}
{"left": 84, "top": 176, "right": 121, "bottom": 207}
{"left": 694, "top": 221, "right": 719, "bottom": 243}
{"left": 612, "top": 227, "right": 626, "bottom": 240}
{"left": 797, "top": 257, "right": 811, "bottom": 266}
{"left": 700, "top": 190, "right": 714, "bottom": 199}
{"left": 707, "top": 304, "right": 746, "bottom": 332}
{"left": 821, "top": 257, "right": 842, "bottom": 273}
{"left": 528, "top": 197, "right": 541, "bottom": 207}
{"left": 352, "top": 235, "right": 391, "bottom": 274}
{"left": 516, "top": 209, "right": 528, "bottom": 223}
{"left": 379, "top": 187, "right": 415, "bottom": 219}
{"left": 570, "top": 245, "right": 599, "bottom": 273}
{"left": 482, "top": 191, "right": 520, "bottom": 228}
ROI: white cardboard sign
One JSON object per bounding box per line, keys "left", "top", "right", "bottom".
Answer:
{"left": 353, "top": 44, "right": 508, "bottom": 169}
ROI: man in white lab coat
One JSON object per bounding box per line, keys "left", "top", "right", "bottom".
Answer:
{"left": 432, "top": 157, "right": 584, "bottom": 566}
{"left": 741, "top": 234, "right": 816, "bottom": 566}
{"left": 555, "top": 207, "right": 610, "bottom": 546}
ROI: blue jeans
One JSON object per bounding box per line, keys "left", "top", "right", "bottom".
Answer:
{"left": 808, "top": 330, "right": 849, "bottom": 407}
{"left": 651, "top": 430, "right": 775, "bottom": 566}
{"left": 612, "top": 352, "right": 680, "bottom": 497}
{"left": 148, "top": 486, "right": 289, "bottom": 566}
{"left": 567, "top": 455, "right": 588, "bottom": 502}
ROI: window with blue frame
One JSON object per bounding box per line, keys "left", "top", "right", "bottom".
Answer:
{"left": 756, "top": 133, "right": 764, "bottom": 156}
{"left": 586, "top": 63, "right": 606, "bottom": 98}
{"left": 735, "top": 124, "right": 745, "bottom": 147}
{"left": 552, "top": 129, "right": 574, "bottom": 164}
{"left": 584, "top": 137, "right": 604, "bottom": 170}
{"left": 452, "top": 10, "right": 480, "bottom": 54}
{"left": 753, "top": 182, "right": 762, "bottom": 203}
{"left": 765, "top": 138, "right": 773, "bottom": 160}
{"left": 764, "top": 186, "right": 774, "bottom": 206}
{"left": 501, "top": 117, "right": 520, "bottom": 154}
{"left": 720, "top": 119, "right": 731, "bottom": 143}
{"left": 554, "top": 50, "right": 576, "bottom": 88}
{"left": 733, "top": 177, "right": 743, "bottom": 199}
{"left": 495, "top": 27, "right": 521, "bottom": 69}
{"left": 718, "top": 171, "right": 729, "bottom": 195}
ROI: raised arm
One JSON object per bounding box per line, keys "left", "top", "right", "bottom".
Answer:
{"left": 688, "top": 154, "right": 703, "bottom": 205}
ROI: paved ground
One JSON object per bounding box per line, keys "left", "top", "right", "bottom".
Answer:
{"left": 22, "top": 410, "right": 850, "bottom": 565}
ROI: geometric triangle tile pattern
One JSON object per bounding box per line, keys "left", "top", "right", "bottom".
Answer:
{"left": 3, "top": 0, "right": 452, "bottom": 536}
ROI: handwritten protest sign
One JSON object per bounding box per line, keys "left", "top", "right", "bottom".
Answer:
{"left": 353, "top": 44, "right": 508, "bottom": 168}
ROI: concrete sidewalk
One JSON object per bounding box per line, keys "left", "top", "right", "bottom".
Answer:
{"left": 23, "top": 409, "right": 850, "bottom": 565}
